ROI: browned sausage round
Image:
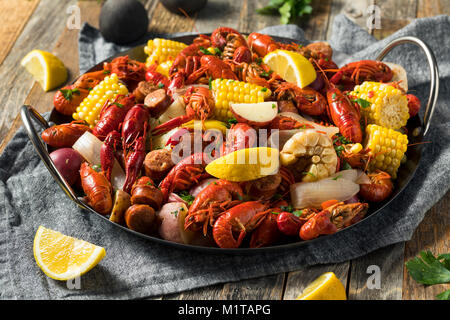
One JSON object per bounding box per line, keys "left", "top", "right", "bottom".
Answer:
{"left": 144, "top": 89, "right": 171, "bottom": 118}
{"left": 131, "top": 176, "right": 164, "bottom": 210}
{"left": 143, "top": 149, "right": 174, "bottom": 182}
{"left": 245, "top": 173, "right": 282, "bottom": 200}
{"left": 278, "top": 100, "right": 298, "bottom": 114}
{"left": 124, "top": 204, "right": 156, "bottom": 234}
{"left": 133, "top": 81, "right": 158, "bottom": 103}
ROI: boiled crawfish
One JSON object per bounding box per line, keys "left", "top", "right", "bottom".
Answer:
{"left": 121, "top": 104, "right": 150, "bottom": 193}
{"left": 152, "top": 86, "right": 215, "bottom": 136}
{"left": 186, "top": 55, "right": 238, "bottom": 84}
{"left": 359, "top": 170, "right": 393, "bottom": 202}
{"left": 299, "top": 202, "right": 368, "bottom": 240}
{"left": 212, "top": 201, "right": 269, "bottom": 248}
{"left": 104, "top": 56, "right": 147, "bottom": 91}
{"left": 184, "top": 179, "right": 244, "bottom": 235}
{"left": 211, "top": 27, "right": 251, "bottom": 63}
{"left": 41, "top": 121, "right": 91, "bottom": 148}
{"left": 330, "top": 60, "right": 393, "bottom": 91}
{"left": 92, "top": 94, "right": 136, "bottom": 140}
{"left": 80, "top": 162, "right": 113, "bottom": 215}
{"left": 273, "top": 82, "right": 327, "bottom": 116}
{"left": 159, "top": 152, "right": 210, "bottom": 202}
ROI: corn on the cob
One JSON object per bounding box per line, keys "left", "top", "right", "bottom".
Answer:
{"left": 211, "top": 79, "right": 271, "bottom": 121}
{"left": 144, "top": 38, "right": 187, "bottom": 66}
{"left": 351, "top": 81, "right": 410, "bottom": 130}
{"left": 72, "top": 73, "right": 128, "bottom": 127}
{"left": 156, "top": 60, "right": 173, "bottom": 77}
{"left": 364, "top": 124, "right": 408, "bottom": 179}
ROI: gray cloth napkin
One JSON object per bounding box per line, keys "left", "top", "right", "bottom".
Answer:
{"left": 1, "top": 14, "right": 449, "bottom": 299}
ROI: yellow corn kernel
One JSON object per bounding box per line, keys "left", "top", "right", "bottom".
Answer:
{"left": 144, "top": 38, "right": 187, "bottom": 66}
{"left": 211, "top": 79, "right": 271, "bottom": 121}
{"left": 73, "top": 73, "right": 128, "bottom": 127}
{"left": 350, "top": 143, "right": 363, "bottom": 154}
{"left": 156, "top": 59, "right": 173, "bottom": 77}
{"left": 364, "top": 124, "right": 408, "bottom": 179}
{"left": 351, "top": 82, "right": 410, "bottom": 130}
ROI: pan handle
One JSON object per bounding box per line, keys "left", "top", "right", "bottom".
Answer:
{"left": 376, "top": 36, "right": 439, "bottom": 136}
{"left": 20, "top": 105, "right": 90, "bottom": 210}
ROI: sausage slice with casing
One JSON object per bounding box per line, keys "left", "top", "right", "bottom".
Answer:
{"left": 124, "top": 204, "right": 156, "bottom": 234}
{"left": 133, "top": 81, "right": 158, "bottom": 102}
{"left": 143, "top": 149, "right": 174, "bottom": 182}
{"left": 144, "top": 88, "right": 171, "bottom": 118}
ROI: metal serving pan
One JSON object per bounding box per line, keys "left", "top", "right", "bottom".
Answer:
{"left": 21, "top": 35, "right": 439, "bottom": 254}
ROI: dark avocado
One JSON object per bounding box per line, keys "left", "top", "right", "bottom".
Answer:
{"left": 159, "top": 0, "right": 207, "bottom": 15}
{"left": 99, "top": 0, "right": 149, "bottom": 44}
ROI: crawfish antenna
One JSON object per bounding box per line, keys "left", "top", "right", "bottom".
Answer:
{"left": 178, "top": 7, "right": 200, "bottom": 34}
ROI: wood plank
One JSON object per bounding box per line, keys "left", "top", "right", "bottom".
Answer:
{"left": 0, "top": 0, "right": 40, "bottom": 67}
{"left": 164, "top": 274, "right": 285, "bottom": 300}
{"left": 283, "top": 262, "right": 350, "bottom": 300}
{"left": 326, "top": 0, "right": 374, "bottom": 40}
{"left": 348, "top": 243, "right": 404, "bottom": 300}
{"left": 372, "top": 0, "right": 418, "bottom": 39}
{"left": 417, "top": 0, "right": 450, "bottom": 17}
{"left": 0, "top": 0, "right": 75, "bottom": 145}
{"left": 403, "top": 191, "right": 450, "bottom": 300}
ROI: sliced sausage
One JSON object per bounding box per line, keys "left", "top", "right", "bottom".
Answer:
{"left": 124, "top": 204, "right": 156, "bottom": 234}
{"left": 131, "top": 183, "right": 164, "bottom": 210}
{"left": 144, "top": 88, "right": 171, "bottom": 118}
{"left": 133, "top": 81, "right": 158, "bottom": 103}
{"left": 143, "top": 149, "right": 174, "bottom": 182}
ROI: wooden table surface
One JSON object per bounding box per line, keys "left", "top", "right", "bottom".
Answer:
{"left": 0, "top": 0, "right": 448, "bottom": 300}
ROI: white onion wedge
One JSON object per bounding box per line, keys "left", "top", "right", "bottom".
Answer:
{"left": 327, "top": 169, "right": 371, "bottom": 185}
{"left": 155, "top": 96, "right": 186, "bottom": 127}
{"left": 384, "top": 62, "right": 408, "bottom": 91}
{"left": 290, "top": 178, "right": 360, "bottom": 209}
{"left": 72, "top": 131, "right": 126, "bottom": 191}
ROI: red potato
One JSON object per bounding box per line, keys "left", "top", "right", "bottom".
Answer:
{"left": 49, "top": 148, "right": 84, "bottom": 186}
{"left": 276, "top": 211, "right": 303, "bottom": 236}
{"left": 157, "top": 202, "right": 190, "bottom": 244}
{"left": 230, "top": 101, "right": 278, "bottom": 127}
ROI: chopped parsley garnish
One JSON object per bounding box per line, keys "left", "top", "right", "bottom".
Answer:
{"left": 226, "top": 117, "right": 238, "bottom": 128}
{"left": 352, "top": 97, "right": 371, "bottom": 109}
{"left": 171, "top": 209, "right": 179, "bottom": 217}
{"left": 272, "top": 103, "right": 276, "bottom": 109}
{"left": 292, "top": 210, "right": 303, "bottom": 217}
{"left": 179, "top": 190, "right": 195, "bottom": 206}
{"left": 208, "top": 77, "right": 213, "bottom": 90}
{"left": 333, "top": 134, "right": 352, "bottom": 145}
{"left": 334, "top": 145, "right": 344, "bottom": 156}
{"left": 59, "top": 88, "right": 80, "bottom": 101}
{"left": 92, "top": 164, "right": 101, "bottom": 172}
{"left": 214, "top": 47, "right": 222, "bottom": 55}
{"left": 103, "top": 70, "right": 110, "bottom": 74}
{"left": 260, "top": 70, "right": 273, "bottom": 77}
{"left": 158, "top": 83, "right": 165, "bottom": 88}
{"left": 261, "top": 87, "right": 268, "bottom": 92}
{"left": 272, "top": 193, "right": 282, "bottom": 200}
{"left": 113, "top": 102, "right": 123, "bottom": 108}
{"left": 332, "top": 174, "right": 342, "bottom": 180}
{"left": 255, "top": 57, "right": 263, "bottom": 65}
{"left": 332, "top": 93, "right": 337, "bottom": 100}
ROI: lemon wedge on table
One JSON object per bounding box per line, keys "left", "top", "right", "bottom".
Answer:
{"left": 263, "top": 49, "right": 316, "bottom": 88}
{"left": 33, "top": 226, "right": 106, "bottom": 281}
{"left": 20, "top": 50, "right": 68, "bottom": 91}
{"left": 296, "top": 272, "right": 347, "bottom": 300}
{"left": 205, "top": 147, "right": 280, "bottom": 182}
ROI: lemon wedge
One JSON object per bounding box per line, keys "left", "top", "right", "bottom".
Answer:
{"left": 33, "top": 226, "right": 106, "bottom": 281}
{"left": 296, "top": 272, "right": 347, "bottom": 300}
{"left": 21, "top": 50, "right": 68, "bottom": 91}
{"left": 263, "top": 49, "right": 316, "bottom": 88}
{"left": 205, "top": 147, "right": 279, "bottom": 182}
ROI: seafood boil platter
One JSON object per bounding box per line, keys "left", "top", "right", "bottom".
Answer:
{"left": 21, "top": 28, "right": 438, "bottom": 253}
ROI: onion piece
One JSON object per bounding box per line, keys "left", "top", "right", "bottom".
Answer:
{"left": 279, "top": 112, "right": 339, "bottom": 139}
{"left": 153, "top": 96, "right": 186, "bottom": 128}
{"left": 327, "top": 169, "right": 371, "bottom": 185}
{"left": 290, "top": 178, "right": 360, "bottom": 209}
{"left": 72, "top": 131, "right": 126, "bottom": 191}
{"left": 189, "top": 178, "right": 218, "bottom": 197}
